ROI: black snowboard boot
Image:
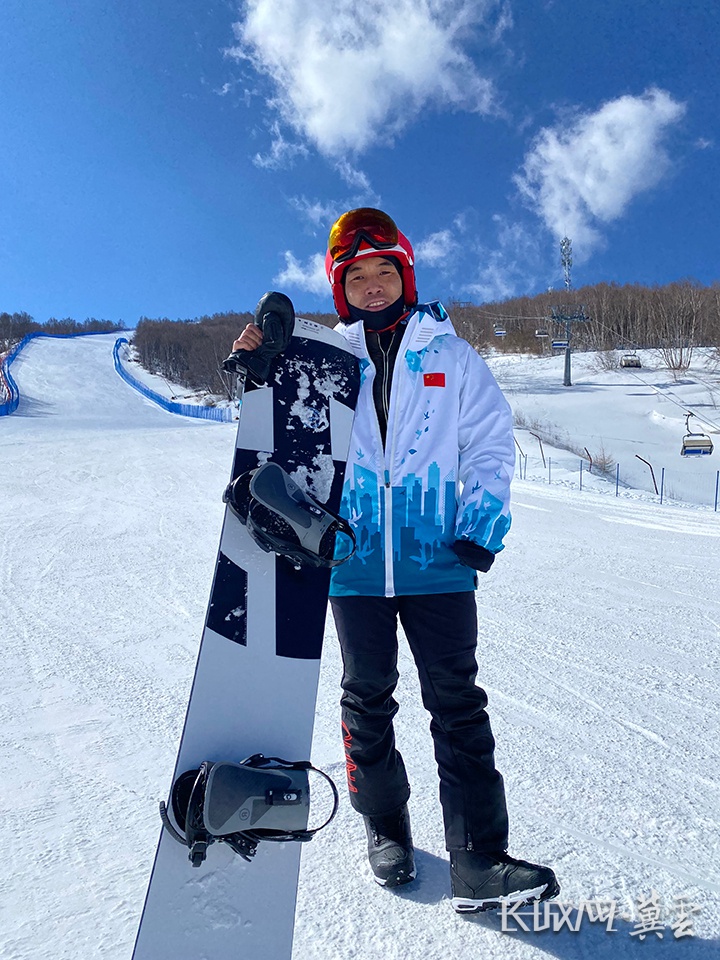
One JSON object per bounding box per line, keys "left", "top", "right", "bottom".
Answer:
{"left": 450, "top": 850, "right": 559, "bottom": 913}
{"left": 222, "top": 291, "right": 295, "bottom": 386}
{"left": 363, "top": 805, "right": 416, "bottom": 888}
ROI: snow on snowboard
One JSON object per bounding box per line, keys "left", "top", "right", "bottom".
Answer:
{"left": 133, "top": 295, "right": 360, "bottom": 960}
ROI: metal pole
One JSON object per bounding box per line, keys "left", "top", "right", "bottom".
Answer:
{"left": 635, "top": 454, "right": 659, "bottom": 495}
{"left": 660, "top": 467, "right": 665, "bottom": 504}
{"left": 531, "top": 433, "right": 545, "bottom": 468}
{"left": 563, "top": 319, "right": 572, "bottom": 386}
{"left": 616, "top": 463, "right": 620, "bottom": 496}
{"left": 560, "top": 238, "right": 573, "bottom": 387}
{"left": 715, "top": 470, "right": 719, "bottom": 512}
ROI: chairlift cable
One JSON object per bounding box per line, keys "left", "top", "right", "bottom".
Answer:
{"left": 621, "top": 367, "right": 720, "bottom": 434}
{"left": 575, "top": 314, "right": 720, "bottom": 433}
{"left": 455, "top": 306, "right": 551, "bottom": 323}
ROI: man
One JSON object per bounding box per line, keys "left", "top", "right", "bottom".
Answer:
{"left": 233, "top": 209, "right": 558, "bottom": 913}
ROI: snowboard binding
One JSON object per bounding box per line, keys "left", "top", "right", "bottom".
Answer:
{"left": 160, "top": 754, "right": 339, "bottom": 867}
{"left": 222, "top": 291, "right": 296, "bottom": 386}
{"left": 223, "top": 461, "right": 356, "bottom": 569}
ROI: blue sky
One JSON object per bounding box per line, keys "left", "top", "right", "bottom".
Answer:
{"left": 2, "top": 0, "right": 718, "bottom": 323}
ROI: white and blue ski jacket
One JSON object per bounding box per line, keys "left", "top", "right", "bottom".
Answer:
{"left": 330, "top": 301, "right": 515, "bottom": 598}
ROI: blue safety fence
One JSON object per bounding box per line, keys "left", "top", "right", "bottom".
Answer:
{"left": 113, "top": 338, "right": 236, "bottom": 422}
{"left": 0, "top": 342, "right": 21, "bottom": 415}
{"left": 0, "top": 330, "right": 115, "bottom": 417}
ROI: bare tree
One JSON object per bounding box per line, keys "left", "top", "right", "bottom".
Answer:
{"left": 654, "top": 281, "right": 702, "bottom": 374}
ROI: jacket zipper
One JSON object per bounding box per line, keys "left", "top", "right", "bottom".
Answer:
{"left": 363, "top": 318, "right": 414, "bottom": 598}
{"left": 381, "top": 331, "right": 410, "bottom": 597}
{"left": 379, "top": 337, "right": 391, "bottom": 427}
{"left": 383, "top": 473, "right": 393, "bottom": 597}
{"left": 359, "top": 327, "right": 394, "bottom": 596}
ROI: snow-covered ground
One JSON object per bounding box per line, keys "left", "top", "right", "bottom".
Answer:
{"left": 2, "top": 333, "right": 719, "bottom": 959}
{"left": 492, "top": 347, "right": 720, "bottom": 508}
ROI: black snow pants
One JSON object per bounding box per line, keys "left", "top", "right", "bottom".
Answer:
{"left": 330, "top": 591, "right": 509, "bottom": 852}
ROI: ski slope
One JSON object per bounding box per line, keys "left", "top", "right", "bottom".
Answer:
{"left": 1, "top": 333, "right": 719, "bottom": 960}
{"left": 495, "top": 348, "right": 720, "bottom": 507}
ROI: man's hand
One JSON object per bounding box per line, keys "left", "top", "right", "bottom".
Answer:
{"left": 232, "top": 323, "right": 264, "bottom": 352}
{"left": 224, "top": 293, "right": 294, "bottom": 384}
{"left": 452, "top": 539, "right": 495, "bottom": 572}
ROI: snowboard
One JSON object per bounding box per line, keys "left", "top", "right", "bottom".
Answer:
{"left": 132, "top": 316, "right": 360, "bottom": 960}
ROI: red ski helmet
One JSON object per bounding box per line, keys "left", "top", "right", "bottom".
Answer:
{"left": 325, "top": 208, "right": 417, "bottom": 321}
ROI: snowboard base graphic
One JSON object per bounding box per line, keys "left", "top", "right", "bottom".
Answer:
{"left": 133, "top": 318, "right": 359, "bottom": 960}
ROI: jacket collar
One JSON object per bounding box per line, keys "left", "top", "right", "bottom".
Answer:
{"left": 335, "top": 301, "right": 454, "bottom": 358}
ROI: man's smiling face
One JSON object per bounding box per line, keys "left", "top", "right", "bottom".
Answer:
{"left": 343, "top": 256, "right": 403, "bottom": 312}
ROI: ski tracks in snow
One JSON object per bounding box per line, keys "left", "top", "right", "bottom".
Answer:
{"left": 2, "top": 336, "right": 719, "bottom": 959}
{"left": 1, "top": 336, "right": 235, "bottom": 959}
{"left": 475, "top": 485, "right": 720, "bottom": 915}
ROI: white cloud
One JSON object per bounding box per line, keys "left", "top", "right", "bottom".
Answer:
{"left": 228, "top": 0, "right": 505, "bottom": 157}
{"left": 514, "top": 88, "right": 686, "bottom": 256}
{"left": 333, "top": 160, "right": 375, "bottom": 197}
{"left": 409, "top": 211, "right": 543, "bottom": 302}
{"left": 464, "top": 216, "right": 543, "bottom": 302}
{"left": 415, "top": 229, "right": 456, "bottom": 267}
{"left": 273, "top": 251, "right": 329, "bottom": 296}
{"left": 286, "top": 164, "right": 380, "bottom": 235}
{"left": 465, "top": 257, "right": 518, "bottom": 303}
{"left": 288, "top": 197, "right": 340, "bottom": 230}
{"left": 489, "top": 0, "right": 514, "bottom": 44}
{"left": 253, "top": 121, "right": 308, "bottom": 169}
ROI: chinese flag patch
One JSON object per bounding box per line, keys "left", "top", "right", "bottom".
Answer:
{"left": 423, "top": 372, "right": 445, "bottom": 387}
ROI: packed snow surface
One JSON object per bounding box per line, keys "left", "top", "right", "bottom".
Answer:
{"left": 2, "top": 334, "right": 719, "bottom": 959}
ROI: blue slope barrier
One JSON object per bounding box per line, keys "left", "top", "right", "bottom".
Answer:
{"left": 113, "top": 338, "right": 235, "bottom": 422}
{"left": 0, "top": 330, "right": 115, "bottom": 417}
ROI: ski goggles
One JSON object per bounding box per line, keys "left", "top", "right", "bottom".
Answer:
{"left": 328, "top": 208, "right": 399, "bottom": 263}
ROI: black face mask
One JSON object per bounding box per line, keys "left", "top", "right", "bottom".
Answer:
{"left": 346, "top": 294, "right": 406, "bottom": 331}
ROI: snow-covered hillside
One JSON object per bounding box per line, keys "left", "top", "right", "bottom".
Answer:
{"left": 2, "top": 334, "right": 719, "bottom": 960}
{"left": 492, "top": 348, "right": 720, "bottom": 508}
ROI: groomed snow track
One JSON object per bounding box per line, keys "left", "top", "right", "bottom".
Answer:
{"left": 2, "top": 334, "right": 719, "bottom": 959}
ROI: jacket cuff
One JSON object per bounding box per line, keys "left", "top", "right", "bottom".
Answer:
{"left": 452, "top": 539, "right": 496, "bottom": 573}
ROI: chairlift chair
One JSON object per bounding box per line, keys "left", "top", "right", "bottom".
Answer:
{"left": 681, "top": 413, "right": 714, "bottom": 457}
{"left": 535, "top": 329, "right": 548, "bottom": 338}
{"left": 620, "top": 352, "right": 642, "bottom": 368}
{"left": 681, "top": 434, "right": 714, "bottom": 456}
